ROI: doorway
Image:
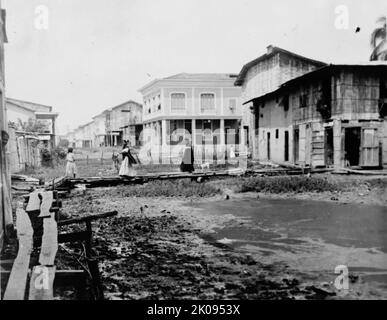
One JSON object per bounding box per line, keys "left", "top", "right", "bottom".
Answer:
{"left": 361, "top": 128, "right": 379, "bottom": 167}
{"left": 243, "top": 126, "right": 249, "bottom": 147}
{"left": 284, "top": 131, "right": 289, "bottom": 162}
{"left": 267, "top": 132, "right": 271, "bottom": 160}
{"left": 325, "top": 127, "right": 333, "bottom": 166}
{"left": 344, "top": 127, "right": 361, "bottom": 166}
{"left": 293, "top": 128, "right": 299, "bottom": 163}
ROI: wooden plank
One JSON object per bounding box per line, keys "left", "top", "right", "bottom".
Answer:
{"left": 26, "top": 191, "right": 41, "bottom": 212}
{"left": 45, "top": 176, "right": 68, "bottom": 190}
{"left": 53, "top": 270, "right": 86, "bottom": 287}
{"left": 38, "top": 191, "right": 53, "bottom": 218}
{"left": 28, "top": 266, "right": 56, "bottom": 300}
{"left": 3, "top": 204, "right": 33, "bottom": 300}
{"left": 39, "top": 214, "right": 58, "bottom": 266}
{"left": 58, "top": 211, "right": 118, "bottom": 227}
{"left": 58, "top": 231, "right": 90, "bottom": 243}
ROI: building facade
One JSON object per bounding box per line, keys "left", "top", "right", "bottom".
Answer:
{"left": 6, "top": 98, "right": 59, "bottom": 147}
{"left": 235, "top": 46, "right": 326, "bottom": 158}
{"left": 68, "top": 100, "right": 142, "bottom": 149}
{"left": 139, "top": 73, "right": 243, "bottom": 164}
{"left": 244, "top": 63, "right": 387, "bottom": 169}
{"left": 92, "top": 111, "right": 107, "bottom": 147}
{"left": 106, "top": 100, "right": 142, "bottom": 147}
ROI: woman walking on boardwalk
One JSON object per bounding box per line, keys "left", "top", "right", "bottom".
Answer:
{"left": 65, "top": 147, "right": 77, "bottom": 178}
{"left": 119, "top": 141, "right": 137, "bottom": 177}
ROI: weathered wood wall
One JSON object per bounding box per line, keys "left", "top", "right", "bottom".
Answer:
{"left": 7, "top": 127, "right": 42, "bottom": 173}
{"left": 331, "top": 69, "right": 381, "bottom": 119}
{"left": 0, "top": 0, "right": 11, "bottom": 253}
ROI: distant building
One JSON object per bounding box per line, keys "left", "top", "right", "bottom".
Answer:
{"left": 138, "top": 73, "right": 243, "bottom": 164}
{"left": 105, "top": 100, "right": 142, "bottom": 147}
{"left": 6, "top": 98, "right": 59, "bottom": 147}
{"left": 92, "top": 111, "right": 107, "bottom": 147}
{"left": 235, "top": 46, "right": 326, "bottom": 158}
{"left": 67, "top": 100, "right": 142, "bottom": 149}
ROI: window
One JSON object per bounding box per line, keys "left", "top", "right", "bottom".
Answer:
{"left": 200, "top": 93, "right": 215, "bottom": 112}
{"left": 282, "top": 95, "right": 289, "bottom": 111}
{"left": 171, "top": 93, "right": 186, "bottom": 111}
{"left": 299, "top": 94, "right": 308, "bottom": 108}
{"left": 167, "top": 119, "right": 191, "bottom": 145}
{"left": 276, "top": 129, "right": 279, "bottom": 139}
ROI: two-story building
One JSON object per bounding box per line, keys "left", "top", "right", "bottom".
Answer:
{"left": 243, "top": 62, "right": 387, "bottom": 169}
{"left": 107, "top": 100, "right": 143, "bottom": 147}
{"left": 234, "top": 46, "right": 326, "bottom": 158}
{"left": 138, "top": 73, "right": 243, "bottom": 164}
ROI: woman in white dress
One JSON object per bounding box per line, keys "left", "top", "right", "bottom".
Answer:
{"left": 119, "top": 141, "right": 137, "bottom": 177}
{"left": 65, "top": 148, "right": 77, "bottom": 178}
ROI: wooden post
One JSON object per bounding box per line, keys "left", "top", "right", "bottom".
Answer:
{"left": 0, "top": 2, "right": 12, "bottom": 256}
{"left": 84, "top": 220, "right": 104, "bottom": 300}
{"left": 86, "top": 155, "right": 89, "bottom": 165}
{"left": 101, "top": 151, "right": 103, "bottom": 165}
{"left": 85, "top": 220, "right": 92, "bottom": 258}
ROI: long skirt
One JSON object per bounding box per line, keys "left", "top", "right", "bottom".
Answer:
{"left": 65, "top": 161, "right": 77, "bottom": 177}
{"left": 119, "top": 157, "right": 136, "bottom": 176}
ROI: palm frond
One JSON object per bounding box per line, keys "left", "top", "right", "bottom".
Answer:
{"left": 370, "top": 38, "right": 387, "bottom": 60}
{"left": 376, "top": 16, "right": 387, "bottom": 25}
{"left": 370, "top": 28, "right": 385, "bottom": 47}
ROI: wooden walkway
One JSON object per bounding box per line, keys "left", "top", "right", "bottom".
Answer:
{"left": 3, "top": 191, "right": 58, "bottom": 300}
{"left": 56, "top": 167, "right": 309, "bottom": 189}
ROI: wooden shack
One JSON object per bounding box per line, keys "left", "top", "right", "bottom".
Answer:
{"left": 244, "top": 63, "right": 387, "bottom": 169}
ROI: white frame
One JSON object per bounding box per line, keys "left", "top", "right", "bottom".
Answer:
{"left": 199, "top": 92, "right": 216, "bottom": 114}
{"left": 170, "top": 92, "right": 187, "bottom": 113}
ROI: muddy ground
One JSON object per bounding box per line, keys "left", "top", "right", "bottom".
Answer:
{"left": 5, "top": 161, "right": 387, "bottom": 300}
{"left": 56, "top": 190, "right": 328, "bottom": 300}
{"left": 51, "top": 173, "right": 386, "bottom": 300}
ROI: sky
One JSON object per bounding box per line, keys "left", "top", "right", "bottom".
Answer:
{"left": 3, "top": 0, "right": 387, "bottom": 134}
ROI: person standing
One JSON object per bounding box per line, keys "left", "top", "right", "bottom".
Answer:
{"left": 180, "top": 138, "right": 194, "bottom": 173}
{"left": 65, "top": 147, "right": 77, "bottom": 178}
{"left": 119, "top": 141, "right": 137, "bottom": 177}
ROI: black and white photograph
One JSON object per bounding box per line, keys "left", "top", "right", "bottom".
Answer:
{"left": 0, "top": 0, "right": 387, "bottom": 309}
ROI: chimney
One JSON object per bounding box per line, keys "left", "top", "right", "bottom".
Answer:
{"left": 267, "top": 45, "right": 274, "bottom": 54}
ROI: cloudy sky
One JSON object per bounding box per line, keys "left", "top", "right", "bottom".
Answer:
{"left": 3, "top": 0, "right": 387, "bottom": 134}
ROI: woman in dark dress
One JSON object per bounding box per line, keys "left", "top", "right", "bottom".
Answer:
{"left": 180, "top": 139, "right": 194, "bottom": 173}
{"left": 125, "top": 140, "right": 137, "bottom": 166}
{"left": 119, "top": 140, "right": 137, "bottom": 176}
